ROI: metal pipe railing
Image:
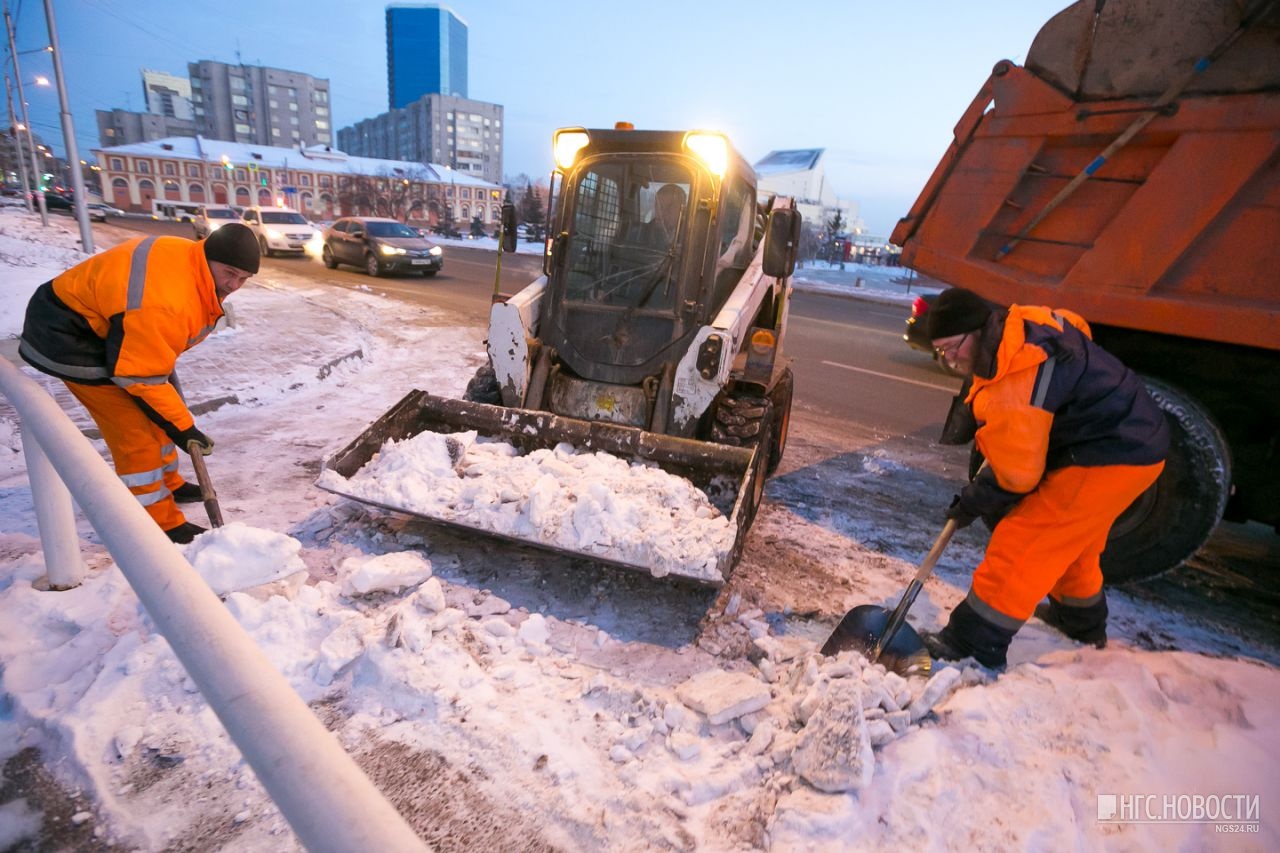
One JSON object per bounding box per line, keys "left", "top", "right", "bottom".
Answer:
{"left": 0, "top": 359, "right": 426, "bottom": 852}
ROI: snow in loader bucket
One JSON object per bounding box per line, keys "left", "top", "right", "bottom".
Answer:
{"left": 316, "top": 391, "right": 761, "bottom": 585}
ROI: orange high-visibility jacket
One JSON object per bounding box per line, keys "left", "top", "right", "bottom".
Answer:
{"left": 964, "top": 303, "right": 1167, "bottom": 496}
{"left": 19, "top": 236, "right": 223, "bottom": 441}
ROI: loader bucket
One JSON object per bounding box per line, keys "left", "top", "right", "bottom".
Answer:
{"left": 317, "top": 390, "right": 762, "bottom": 586}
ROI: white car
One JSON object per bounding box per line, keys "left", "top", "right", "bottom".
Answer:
{"left": 192, "top": 205, "right": 242, "bottom": 240}
{"left": 86, "top": 202, "right": 123, "bottom": 222}
{"left": 241, "top": 206, "right": 320, "bottom": 257}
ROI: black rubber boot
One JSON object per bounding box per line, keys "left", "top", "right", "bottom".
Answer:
{"left": 1034, "top": 595, "right": 1108, "bottom": 648}
{"left": 924, "top": 598, "right": 1018, "bottom": 669}
{"left": 164, "top": 521, "right": 207, "bottom": 544}
{"left": 172, "top": 482, "right": 203, "bottom": 503}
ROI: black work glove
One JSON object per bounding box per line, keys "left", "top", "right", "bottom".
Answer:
{"left": 177, "top": 426, "right": 215, "bottom": 457}
{"left": 946, "top": 494, "right": 980, "bottom": 529}
{"left": 949, "top": 467, "right": 1026, "bottom": 531}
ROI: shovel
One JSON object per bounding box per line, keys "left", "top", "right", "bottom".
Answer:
{"left": 186, "top": 440, "right": 225, "bottom": 528}
{"left": 820, "top": 518, "right": 959, "bottom": 675}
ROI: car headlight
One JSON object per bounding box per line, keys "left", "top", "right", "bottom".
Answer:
{"left": 265, "top": 227, "right": 282, "bottom": 239}
{"left": 379, "top": 244, "right": 405, "bottom": 256}
{"left": 428, "top": 246, "right": 443, "bottom": 256}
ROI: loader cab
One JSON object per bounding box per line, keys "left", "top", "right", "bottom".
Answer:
{"left": 542, "top": 128, "right": 757, "bottom": 388}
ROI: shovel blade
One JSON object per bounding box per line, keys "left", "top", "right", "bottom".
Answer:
{"left": 820, "top": 604, "right": 932, "bottom": 677}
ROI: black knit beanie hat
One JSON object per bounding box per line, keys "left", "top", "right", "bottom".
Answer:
{"left": 926, "top": 288, "right": 993, "bottom": 340}
{"left": 203, "top": 223, "right": 260, "bottom": 274}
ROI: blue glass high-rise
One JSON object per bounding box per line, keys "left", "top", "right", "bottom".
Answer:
{"left": 386, "top": 3, "right": 468, "bottom": 108}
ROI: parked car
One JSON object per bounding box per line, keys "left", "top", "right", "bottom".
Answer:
{"left": 241, "top": 206, "right": 319, "bottom": 257}
{"left": 86, "top": 202, "right": 123, "bottom": 222}
{"left": 192, "top": 205, "right": 241, "bottom": 239}
{"left": 40, "top": 192, "right": 74, "bottom": 211}
{"left": 322, "top": 217, "right": 444, "bottom": 277}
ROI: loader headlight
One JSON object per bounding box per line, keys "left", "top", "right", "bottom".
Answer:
{"left": 553, "top": 128, "right": 590, "bottom": 170}
{"left": 684, "top": 131, "right": 728, "bottom": 178}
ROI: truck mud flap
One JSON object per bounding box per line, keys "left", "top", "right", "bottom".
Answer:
{"left": 318, "top": 390, "right": 761, "bottom": 586}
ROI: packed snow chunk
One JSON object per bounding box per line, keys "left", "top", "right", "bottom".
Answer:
{"left": 181, "top": 522, "right": 305, "bottom": 595}
{"left": 675, "top": 669, "right": 771, "bottom": 725}
{"left": 518, "top": 613, "right": 550, "bottom": 649}
{"left": 339, "top": 550, "right": 433, "bottom": 597}
{"left": 320, "top": 429, "right": 736, "bottom": 582}
{"left": 792, "top": 680, "right": 875, "bottom": 793}
{"left": 908, "top": 664, "right": 963, "bottom": 722}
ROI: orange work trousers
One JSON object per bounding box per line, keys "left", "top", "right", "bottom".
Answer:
{"left": 65, "top": 381, "right": 188, "bottom": 532}
{"left": 971, "top": 462, "right": 1165, "bottom": 624}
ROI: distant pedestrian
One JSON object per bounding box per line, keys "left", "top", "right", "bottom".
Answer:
{"left": 921, "top": 288, "right": 1169, "bottom": 668}
{"left": 19, "top": 224, "right": 260, "bottom": 543}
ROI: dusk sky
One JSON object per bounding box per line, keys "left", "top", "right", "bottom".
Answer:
{"left": 13, "top": 0, "right": 1069, "bottom": 236}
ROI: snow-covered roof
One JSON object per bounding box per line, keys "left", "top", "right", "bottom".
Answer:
{"left": 754, "top": 148, "right": 824, "bottom": 176}
{"left": 93, "top": 136, "right": 499, "bottom": 189}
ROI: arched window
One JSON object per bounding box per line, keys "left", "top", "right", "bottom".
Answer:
{"left": 301, "top": 192, "right": 313, "bottom": 212}
{"left": 163, "top": 180, "right": 180, "bottom": 200}
{"left": 111, "top": 177, "right": 130, "bottom": 207}
{"left": 212, "top": 183, "right": 228, "bottom": 204}
{"left": 137, "top": 179, "right": 155, "bottom": 206}
{"left": 188, "top": 183, "right": 206, "bottom": 201}
{"left": 258, "top": 188, "right": 272, "bottom": 205}
{"left": 235, "top": 186, "right": 251, "bottom": 205}
{"left": 319, "top": 192, "right": 332, "bottom": 216}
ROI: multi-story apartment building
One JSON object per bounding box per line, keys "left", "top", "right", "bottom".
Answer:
{"left": 96, "top": 68, "right": 197, "bottom": 147}
{"left": 142, "top": 69, "right": 193, "bottom": 120}
{"left": 386, "top": 3, "right": 468, "bottom": 107}
{"left": 188, "top": 60, "right": 332, "bottom": 149}
{"left": 337, "top": 94, "right": 502, "bottom": 184}
{"left": 97, "top": 108, "right": 196, "bottom": 148}
{"left": 94, "top": 135, "right": 503, "bottom": 227}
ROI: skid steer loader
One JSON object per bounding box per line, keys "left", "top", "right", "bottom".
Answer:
{"left": 319, "top": 125, "right": 802, "bottom": 585}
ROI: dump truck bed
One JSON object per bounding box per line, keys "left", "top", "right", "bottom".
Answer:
{"left": 890, "top": 0, "right": 1280, "bottom": 351}
{"left": 318, "top": 391, "right": 761, "bottom": 586}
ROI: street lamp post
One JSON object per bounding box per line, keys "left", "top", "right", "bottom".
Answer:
{"left": 3, "top": 72, "right": 33, "bottom": 213}
{"left": 4, "top": 3, "right": 45, "bottom": 224}
{"left": 43, "top": 0, "right": 92, "bottom": 251}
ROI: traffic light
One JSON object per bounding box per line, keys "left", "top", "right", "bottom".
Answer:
{"left": 221, "top": 155, "right": 232, "bottom": 172}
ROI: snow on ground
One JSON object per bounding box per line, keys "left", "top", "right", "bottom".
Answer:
{"left": 1, "top": 207, "right": 1277, "bottom": 850}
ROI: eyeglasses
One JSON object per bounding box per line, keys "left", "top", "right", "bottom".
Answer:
{"left": 933, "top": 332, "right": 970, "bottom": 358}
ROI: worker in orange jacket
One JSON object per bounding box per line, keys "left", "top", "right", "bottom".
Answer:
{"left": 19, "top": 224, "right": 259, "bottom": 543}
{"left": 922, "top": 288, "right": 1168, "bottom": 668}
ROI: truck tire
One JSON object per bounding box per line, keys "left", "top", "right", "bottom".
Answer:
{"left": 463, "top": 361, "right": 502, "bottom": 405}
{"left": 766, "top": 368, "right": 794, "bottom": 476}
{"left": 1100, "top": 377, "right": 1232, "bottom": 584}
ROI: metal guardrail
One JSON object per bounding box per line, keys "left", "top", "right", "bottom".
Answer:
{"left": 0, "top": 358, "right": 427, "bottom": 852}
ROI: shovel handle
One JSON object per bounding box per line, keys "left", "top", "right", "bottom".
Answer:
{"left": 187, "top": 441, "right": 224, "bottom": 528}
{"left": 872, "top": 518, "right": 960, "bottom": 661}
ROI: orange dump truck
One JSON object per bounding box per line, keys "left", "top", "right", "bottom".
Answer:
{"left": 891, "top": 0, "right": 1279, "bottom": 581}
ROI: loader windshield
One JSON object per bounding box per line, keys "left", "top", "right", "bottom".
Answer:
{"left": 562, "top": 161, "right": 692, "bottom": 313}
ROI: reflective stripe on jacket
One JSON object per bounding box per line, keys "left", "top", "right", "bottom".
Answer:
{"left": 964, "top": 304, "right": 1168, "bottom": 494}
{"left": 19, "top": 236, "right": 223, "bottom": 441}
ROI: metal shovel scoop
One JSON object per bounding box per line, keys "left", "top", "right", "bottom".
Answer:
{"left": 820, "top": 518, "right": 959, "bottom": 676}
{"left": 187, "top": 440, "right": 225, "bottom": 528}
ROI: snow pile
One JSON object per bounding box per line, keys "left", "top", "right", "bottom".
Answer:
{"left": 0, "top": 211, "right": 96, "bottom": 337}
{"left": 181, "top": 522, "right": 307, "bottom": 595}
{"left": 319, "top": 429, "right": 736, "bottom": 582}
